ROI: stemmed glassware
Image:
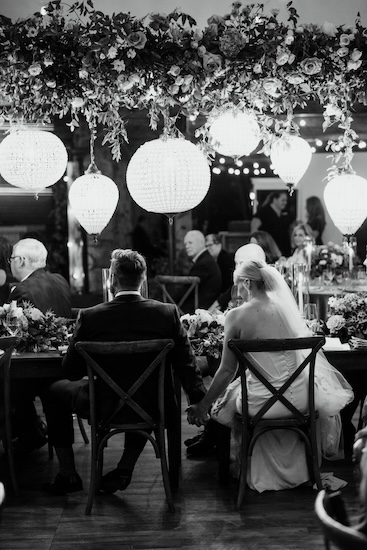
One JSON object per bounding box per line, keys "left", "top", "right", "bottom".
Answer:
{"left": 303, "top": 303, "right": 319, "bottom": 335}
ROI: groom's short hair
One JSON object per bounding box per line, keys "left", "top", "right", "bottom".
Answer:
{"left": 110, "top": 249, "right": 146, "bottom": 289}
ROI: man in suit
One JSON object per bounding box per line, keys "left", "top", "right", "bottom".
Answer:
{"left": 41, "top": 248, "right": 206, "bottom": 495}
{"left": 9, "top": 238, "right": 72, "bottom": 317}
{"left": 8, "top": 238, "right": 72, "bottom": 454}
{"left": 205, "top": 233, "right": 234, "bottom": 292}
{"left": 181, "top": 230, "right": 222, "bottom": 313}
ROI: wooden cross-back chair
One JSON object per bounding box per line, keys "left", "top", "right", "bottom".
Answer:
{"left": 0, "top": 336, "right": 20, "bottom": 496}
{"left": 75, "top": 338, "right": 176, "bottom": 515}
{"left": 315, "top": 489, "right": 367, "bottom": 550}
{"left": 227, "top": 336, "right": 325, "bottom": 509}
{"left": 155, "top": 275, "right": 200, "bottom": 315}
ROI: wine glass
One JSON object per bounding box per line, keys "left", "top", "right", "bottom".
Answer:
{"left": 303, "top": 303, "right": 319, "bottom": 335}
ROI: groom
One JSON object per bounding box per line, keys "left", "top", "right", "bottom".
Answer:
{"left": 42, "top": 248, "right": 206, "bottom": 494}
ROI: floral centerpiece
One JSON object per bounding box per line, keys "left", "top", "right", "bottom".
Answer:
{"left": 180, "top": 308, "right": 225, "bottom": 359}
{"left": 311, "top": 242, "right": 345, "bottom": 279}
{"left": 325, "top": 292, "right": 367, "bottom": 343}
{"left": 0, "top": 301, "right": 74, "bottom": 352}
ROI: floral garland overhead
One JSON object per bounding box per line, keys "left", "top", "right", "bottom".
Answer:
{"left": 0, "top": 0, "right": 366, "bottom": 172}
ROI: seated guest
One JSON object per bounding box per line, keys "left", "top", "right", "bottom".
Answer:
{"left": 181, "top": 230, "right": 221, "bottom": 313}
{"left": 0, "top": 236, "right": 16, "bottom": 306}
{"left": 6, "top": 238, "right": 72, "bottom": 454}
{"left": 187, "top": 260, "right": 353, "bottom": 492}
{"left": 287, "top": 223, "right": 314, "bottom": 265}
{"left": 205, "top": 234, "right": 234, "bottom": 292}
{"left": 249, "top": 230, "right": 283, "bottom": 264}
{"left": 9, "top": 238, "right": 72, "bottom": 317}
{"left": 209, "top": 243, "right": 266, "bottom": 313}
{"left": 42, "top": 249, "right": 206, "bottom": 494}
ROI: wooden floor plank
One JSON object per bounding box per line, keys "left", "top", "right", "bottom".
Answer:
{"left": 0, "top": 393, "right": 363, "bottom": 550}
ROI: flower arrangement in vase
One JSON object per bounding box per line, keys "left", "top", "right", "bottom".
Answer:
{"left": 325, "top": 292, "right": 367, "bottom": 343}
{"left": 0, "top": 301, "right": 74, "bottom": 352}
{"left": 180, "top": 308, "right": 225, "bottom": 358}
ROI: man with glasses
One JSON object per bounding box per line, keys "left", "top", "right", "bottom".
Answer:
{"left": 9, "top": 238, "right": 71, "bottom": 317}
{"left": 6, "top": 238, "right": 72, "bottom": 456}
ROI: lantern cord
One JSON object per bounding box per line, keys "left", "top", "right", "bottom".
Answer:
{"left": 85, "top": 116, "right": 101, "bottom": 175}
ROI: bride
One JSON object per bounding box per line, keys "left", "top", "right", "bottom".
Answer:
{"left": 187, "top": 259, "right": 354, "bottom": 493}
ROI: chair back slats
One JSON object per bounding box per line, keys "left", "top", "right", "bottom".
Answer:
{"left": 74, "top": 338, "right": 176, "bottom": 514}
{"left": 155, "top": 275, "right": 200, "bottom": 314}
{"left": 228, "top": 336, "right": 324, "bottom": 427}
{"left": 75, "top": 339, "right": 174, "bottom": 428}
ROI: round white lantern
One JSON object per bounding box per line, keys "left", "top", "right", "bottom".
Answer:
{"left": 324, "top": 172, "right": 367, "bottom": 235}
{"left": 0, "top": 129, "right": 68, "bottom": 191}
{"left": 126, "top": 136, "right": 210, "bottom": 215}
{"left": 69, "top": 172, "right": 119, "bottom": 235}
{"left": 209, "top": 110, "right": 261, "bottom": 158}
{"left": 270, "top": 135, "right": 312, "bottom": 193}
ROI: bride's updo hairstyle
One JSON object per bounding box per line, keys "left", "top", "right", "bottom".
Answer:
{"left": 233, "top": 259, "right": 267, "bottom": 289}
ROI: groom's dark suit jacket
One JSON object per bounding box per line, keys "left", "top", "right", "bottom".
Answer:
{"left": 62, "top": 294, "right": 206, "bottom": 421}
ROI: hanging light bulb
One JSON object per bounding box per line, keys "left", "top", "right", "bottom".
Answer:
{"left": 68, "top": 121, "right": 119, "bottom": 239}
{"left": 324, "top": 171, "right": 367, "bottom": 235}
{"left": 126, "top": 134, "right": 210, "bottom": 216}
{"left": 209, "top": 110, "right": 261, "bottom": 159}
{"left": 0, "top": 127, "right": 68, "bottom": 193}
{"left": 270, "top": 134, "right": 312, "bottom": 194}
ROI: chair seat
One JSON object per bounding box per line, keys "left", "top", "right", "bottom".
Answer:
{"left": 252, "top": 410, "right": 319, "bottom": 429}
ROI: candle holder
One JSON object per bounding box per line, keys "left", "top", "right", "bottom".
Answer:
{"left": 291, "top": 263, "right": 310, "bottom": 314}
{"left": 102, "top": 268, "right": 113, "bottom": 302}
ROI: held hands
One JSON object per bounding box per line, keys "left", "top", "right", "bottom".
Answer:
{"left": 186, "top": 403, "right": 210, "bottom": 427}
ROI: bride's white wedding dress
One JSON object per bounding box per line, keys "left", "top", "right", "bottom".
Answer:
{"left": 210, "top": 265, "right": 353, "bottom": 493}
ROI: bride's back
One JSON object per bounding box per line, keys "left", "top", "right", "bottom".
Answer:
{"left": 234, "top": 295, "right": 293, "bottom": 341}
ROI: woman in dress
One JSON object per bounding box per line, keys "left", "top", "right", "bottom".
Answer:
{"left": 249, "top": 230, "right": 283, "bottom": 264}
{"left": 306, "top": 196, "right": 326, "bottom": 246}
{"left": 187, "top": 259, "right": 353, "bottom": 492}
{"left": 288, "top": 223, "right": 313, "bottom": 265}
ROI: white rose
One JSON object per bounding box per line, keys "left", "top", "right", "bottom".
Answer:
{"left": 326, "top": 315, "right": 346, "bottom": 334}
{"left": 29, "top": 307, "right": 44, "bottom": 322}
{"left": 322, "top": 21, "right": 337, "bottom": 37}
{"left": 194, "top": 309, "right": 213, "bottom": 325}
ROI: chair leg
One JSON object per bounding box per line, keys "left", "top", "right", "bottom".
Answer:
{"left": 236, "top": 419, "right": 248, "bottom": 510}
{"left": 77, "top": 416, "right": 89, "bottom": 444}
{"left": 157, "top": 428, "right": 175, "bottom": 512}
{"left": 85, "top": 426, "right": 98, "bottom": 515}
{"left": 48, "top": 441, "right": 54, "bottom": 459}
{"left": 306, "top": 423, "right": 322, "bottom": 490}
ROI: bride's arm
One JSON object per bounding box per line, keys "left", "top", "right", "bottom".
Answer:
{"left": 187, "top": 308, "right": 241, "bottom": 425}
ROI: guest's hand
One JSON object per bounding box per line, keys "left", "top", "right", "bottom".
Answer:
{"left": 186, "top": 403, "right": 210, "bottom": 427}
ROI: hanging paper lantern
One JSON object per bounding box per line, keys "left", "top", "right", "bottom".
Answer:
{"left": 270, "top": 135, "right": 312, "bottom": 193}
{"left": 324, "top": 172, "right": 367, "bottom": 235}
{"left": 0, "top": 129, "right": 68, "bottom": 191}
{"left": 126, "top": 136, "right": 210, "bottom": 215}
{"left": 209, "top": 110, "right": 261, "bottom": 158}
{"left": 69, "top": 172, "right": 119, "bottom": 235}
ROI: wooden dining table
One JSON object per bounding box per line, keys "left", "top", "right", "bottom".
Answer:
{"left": 9, "top": 350, "right": 63, "bottom": 379}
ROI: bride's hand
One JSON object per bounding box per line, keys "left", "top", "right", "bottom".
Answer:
{"left": 186, "top": 403, "right": 210, "bottom": 427}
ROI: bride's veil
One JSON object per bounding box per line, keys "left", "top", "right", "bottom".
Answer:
{"left": 260, "top": 263, "right": 354, "bottom": 458}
